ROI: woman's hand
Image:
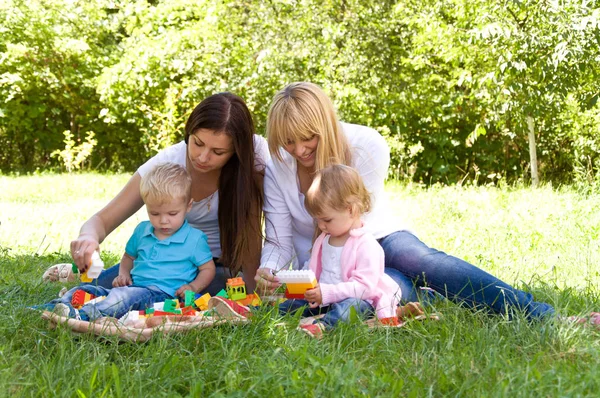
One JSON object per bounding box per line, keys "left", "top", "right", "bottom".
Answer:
{"left": 254, "top": 268, "right": 281, "bottom": 294}
{"left": 304, "top": 284, "right": 322, "bottom": 308}
{"left": 113, "top": 273, "right": 132, "bottom": 288}
{"left": 70, "top": 235, "right": 100, "bottom": 273}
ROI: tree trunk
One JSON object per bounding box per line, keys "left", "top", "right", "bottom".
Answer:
{"left": 526, "top": 116, "right": 539, "bottom": 187}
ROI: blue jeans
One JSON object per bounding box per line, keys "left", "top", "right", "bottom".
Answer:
{"left": 39, "top": 284, "right": 170, "bottom": 321}
{"left": 278, "top": 298, "right": 374, "bottom": 329}
{"left": 89, "top": 260, "right": 229, "bottom": 296}
{"left": 379, "top": 231, "right": 555, "bottom": 319}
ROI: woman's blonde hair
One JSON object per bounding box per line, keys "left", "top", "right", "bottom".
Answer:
{"left": 305, "top": 164, "right": 371, "bottom": 218}
{"left": 267, "top": 82, "right": 352, "bottom": 170}
{"left": 140, "top": 163, "right": 192, "bottom": 205}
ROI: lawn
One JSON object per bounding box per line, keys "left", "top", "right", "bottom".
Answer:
{"left": 1, "top": 173, "right": 599, "bottom": 397}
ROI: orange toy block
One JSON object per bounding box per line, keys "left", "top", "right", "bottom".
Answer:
{"left": 236, "top": 293, "right": 262, "bottom": 306}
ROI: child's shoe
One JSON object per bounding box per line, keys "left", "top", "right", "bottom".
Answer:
{"left": 208, "top": 297, "right": 250, "bottom": 320}
{"left": 297, "top": 322, "right": 325, "bottom": 339}
{"left": 53, "top": 303, "right": 81, "bottom": 320}
{"left": 42, "top": 263, "right": 77, "bottom": 283}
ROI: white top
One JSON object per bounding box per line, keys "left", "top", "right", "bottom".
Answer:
{"left": 319, "top": 236, "right": 343, "bottom": 285}
{"left": 137, "top": 136, "right": 270, "bottom": 258}
{"left": 260, "top": 122, "right": 408, "bottom": 271}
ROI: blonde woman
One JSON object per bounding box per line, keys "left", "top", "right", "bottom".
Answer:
{"left": 256, "top": 82, "right": 555, "bottom": 320}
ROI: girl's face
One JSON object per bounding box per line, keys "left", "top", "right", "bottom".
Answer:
{"left": 283, "top": 134, "right": 319, "bottom": 169}
{"left": 187, "top": 129, "right": 235, "bottom": 174}
{"left": 314, "top": 206, "right": 357, "bottom": 239}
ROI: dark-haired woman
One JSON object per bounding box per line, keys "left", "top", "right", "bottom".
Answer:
{"left": 47, "top": 93, "right": 268, "bottom": 294}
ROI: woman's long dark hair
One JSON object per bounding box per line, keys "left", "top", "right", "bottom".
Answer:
{"left": 185, "top": 93, "right": 264, "bottom": 277}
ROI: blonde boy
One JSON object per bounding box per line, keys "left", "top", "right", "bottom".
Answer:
{"left": 50, "top": 163, "right": 215, "bottom": 321}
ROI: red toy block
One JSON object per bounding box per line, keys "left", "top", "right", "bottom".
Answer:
{"left": 71, "top": 289, "right": 96, "bottom": 309}
{"left": 153, "top": 310, "right": 182, "bottom": 316}
{"left": 181, "top": 306, "right": 196, "bottom": 315}
{"left": 284, "top": 290, "right": 305, "bottom": 299}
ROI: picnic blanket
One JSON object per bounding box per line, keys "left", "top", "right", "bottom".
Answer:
{"left": 41, "top": 300, "right": 438, "bottom": 343}
{"left": 41, "top": 310, "right": 248, "bottom": 343}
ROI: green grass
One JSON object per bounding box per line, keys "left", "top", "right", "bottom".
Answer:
{"left": 1, "top": 173, "right": 600, "bottom": 397}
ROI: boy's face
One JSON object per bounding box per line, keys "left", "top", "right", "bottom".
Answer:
{"left": 146, "top": 197, "right": 192, "bottom": 240}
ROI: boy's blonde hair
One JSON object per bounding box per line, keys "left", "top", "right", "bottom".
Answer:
{"left": 267, "top": 82, "right": 352, "bottom": 170}
{"left": 140, "top": 163, "right": 192, "bottom": 205}
{"left": 305, "top": 165, "right": 371, "bottom": 217}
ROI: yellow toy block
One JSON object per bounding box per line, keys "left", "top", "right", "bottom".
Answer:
{"left": 194, "top": 293, "right": 211, "bottom": 310}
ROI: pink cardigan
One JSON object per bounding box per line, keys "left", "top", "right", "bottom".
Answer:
{"left": 307, "top": 226, "right": 401, "bottom": 319}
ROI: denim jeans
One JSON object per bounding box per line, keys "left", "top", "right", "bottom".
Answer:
{"left": 89, "top": 260, "right": 230, "bottom": 296}
{"left": 379, "top": 231, "right": 555, "bottom": 319}
{"left": 278, "top": 298, "right": 374, "bottom": 329}
{"left": 39, "top": 284, "right": 171, "bottom": 321}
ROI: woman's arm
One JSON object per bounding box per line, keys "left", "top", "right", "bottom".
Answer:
{"left": 351, "top": 126, "right": 390, "bottom": 208}
{"left": 260, "top": 164, "right": 296, "bottom": 271}
{"left": 255, "top": 163, "right": 295, "bottom": 291}
{"left": 70, "top": 173, "right": 144, "bottom": 272}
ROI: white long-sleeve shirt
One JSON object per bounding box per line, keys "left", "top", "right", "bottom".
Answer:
{"left": 260, "top": 122, "right": 408, "bottom": 271}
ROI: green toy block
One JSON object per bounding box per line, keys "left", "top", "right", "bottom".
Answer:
{"left": 216, "top": 289, "right": 229, "bottom": 299}
{"left": 163, "top": 299, "right": 178, "bottom": 313}
{"left": 184, "top": 290, "right": 195, "bottom": 307}
{"left": 146, "top": 308, "right": 155, "bottom": 315}
{"left": 71, "top": 264, "right": 79, "bottom": 274}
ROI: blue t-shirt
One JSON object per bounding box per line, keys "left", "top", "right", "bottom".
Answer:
{"left": 125, "top": 220, "right": 213, "bottom": 297}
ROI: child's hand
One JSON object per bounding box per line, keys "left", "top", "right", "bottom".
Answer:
{"left": 304, "top": 284, "right": 322, "bottom": 308}
{"left": 113, "top": 273, "right": 132, "bottom": 287}
{"left": 175, "top": 284, "right": 195, "bottom": 298}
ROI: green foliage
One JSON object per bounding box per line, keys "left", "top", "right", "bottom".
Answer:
{"left": 51, "top": 130, "right": 97, "bottom": 172}
{"left": 1, "top": 0, "right": 600, "bottom": 183}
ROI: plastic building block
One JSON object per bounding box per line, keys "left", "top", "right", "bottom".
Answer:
{"left": 119, "top": 310, "right": 140, "bottom": 324}
{"left": 226, "top": 277, "right": 247, "bottom": 301}
{"left": 153, "top": 302, "right": 165, "bottom": 311}
{"left": 216, "top": 289, "right": 229, "bottom": 298}
{"left": 146, "top": 308, "right": 155, "bottom": 315}
{"left": 86, "top": 296, "right": 106, "bottom": 306}
{"left": 194, "top": 293, "right": 211, "bottom": 310}
{"left": 71, "top": 289, "right": 96, "bottom": 309}
{"left": 236, "top": 293, "right": 262, "bottom": 306}
{"left": 181, "top": 306, "right": 196, "bottom": 315}
{"left": 80, "top": 251, "right": 104, "bottom": 282}
{"left": 276, "top": 270, "right": 317, "bottom": 298}
{"left": 154, "top": 310, "right": 183, "bottom": 316}
{"left": 184, "top": 290, "right": 195, "bottom": 307}
{"left": 163, "top": 299, "right": 179, "bottom": 313}
{"left": 380, "top": 317, "right": 400, "bottom": 326}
